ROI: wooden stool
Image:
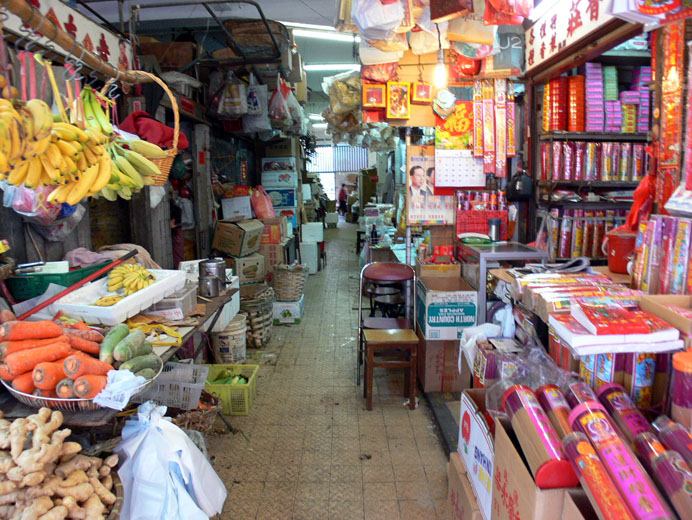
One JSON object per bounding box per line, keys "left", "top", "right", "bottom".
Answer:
{"left": 363, "top": 329, "right": 419, "bottom": 411}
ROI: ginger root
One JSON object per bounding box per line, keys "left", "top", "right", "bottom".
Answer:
{"left": 62, "top": 495, "right": 106, "bottom": 520}
{"left": 0, "top": 453, "right": 14, "bottom": 474}
{"left": 99, "top": 475, "right": 112, "bottom": 491}
{"left": 88, "top": 478, "right": 114, "bottom": 505}
{"left": 0, "top": 482, "right": 15, "bottom": 496}
{"left": 18, "top": 495, "right": 54, "bottom": 520}
{"left": 55, "top": 457, "right": 90, "bottom": 479}
{"left": 97, "top": 466, "right": 109, "bottom": 478}
{"left": 58, "top": 471, "right": 88, "bottom": 488}
{"left": 102, "top": 455, "right": 117, "bottom": 469}
{"left": 19, "top": 471, "right": 46, "bottom": 488}
{"left": 0, "top": 505, "right": 14, "bottom": 519}
{"left": 36, "top": 505, "right": 68, "bottom": 520}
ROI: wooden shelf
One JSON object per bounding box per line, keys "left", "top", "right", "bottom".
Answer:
{"left": 596, "top": 50, "right": 651, "bottom": 66}
{"left": 539, "top": 132, "right": 649, "bottom": 142}
{"left": 537, "top": 180, "right": 640, "bottom": 189}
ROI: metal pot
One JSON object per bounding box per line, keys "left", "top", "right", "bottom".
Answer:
{"left": 199, "top": 258, "right": 228, "bottom": 284}
{"left": 199, "top": 276, "right": 220, "bottom": 298}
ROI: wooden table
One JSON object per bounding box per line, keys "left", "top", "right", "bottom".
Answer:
{"left": 0, "top": 289, "right": 238, "bottom": 427}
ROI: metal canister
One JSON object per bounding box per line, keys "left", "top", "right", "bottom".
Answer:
{"left": 199, "top": 276, "right": 220, "bottom": 298}
{"left": 199, "top": 258, "right": 227, "bottom": 282}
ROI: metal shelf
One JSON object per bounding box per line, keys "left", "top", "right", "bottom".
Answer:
{"left": 539, "top": 200, "right": 633, "bottom": 210}
{"left": 539, "top": 132, "right": 649, "bottom": 142}
{"left": 554, "top": 257, "right": 608, "bottom": 265}
{"left": 537, "top": 180, "right": 640, "bottom": 189}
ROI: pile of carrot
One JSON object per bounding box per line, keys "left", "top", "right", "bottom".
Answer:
{"left": 0, "top": 318, "right": 111, "bottom": 401}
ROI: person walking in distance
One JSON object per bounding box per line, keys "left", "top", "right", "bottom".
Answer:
{"left": 338, "top": 183, "right": 348, "bottom": 216}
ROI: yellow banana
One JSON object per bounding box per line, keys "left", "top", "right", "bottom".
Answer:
{"left": 44, "top": 142, "right": 63, "bottom": 169}
{"left": 25, "top": 99, "right": 53, "bottom": 141}
{"left": 123, "top": 149, "right": 161, "bottom": 176}
{"left": 88, "top": 154, "right": 112, "bottom": 195}
{"left": 125, "top": 139, "right": 168, "bottom": 159}
{"left": 66, "top": 162, "right": 99, "bottom": 205}
{"left": 114, "top": 155, "right": 144, "bottom": 188}
{"left": 56, "top": 139, "right": 80, "bottom": 158}
{"left": 7, "top": 160, "right": 30, "bottom": 186}
{"left": 39, "top": 153, "right": 60, "bottom": 182}
{"left": 23, "top": 157, "right": 43, "bottom": 188}
{"left": 76, "top": 152, "right": 87, "bottom": 172}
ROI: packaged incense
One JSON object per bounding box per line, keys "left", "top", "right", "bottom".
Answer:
{"left": 536, "top": 384, "right": 572, "bottom": 439}
{"left": 565, "top": 381, "right": 599, "bottom": 408}
{"left": 541, "top": 142, "right": 550, "bottom": 180}
{"left": 580, "top": 355, "right": 597, "bottom": 388}
{"left": 550, "top": 208, "right": 560, "bottom": 259}
{"left": 571, "top": 210, "right": 585, "bottom": 258}
{"left": 584, "top": 142, "right": 601, "bottom": 180}
{"left": 619, "top": 143, "right": 633, "bottom": 181}
{"left": 653, "top": 416, "right": 692, "bottom": 465}
{"left": 601, "top": 142, "right": 615, "bottom": 181}
{"left": 604, "top": 210, "right": 616, "bottom": 236}
{"left": 595, "top": 354, "right": 625, "bottom": 390}
{"left": 624, "top": 353, "right": 656, "bottom": 409}
{"left": 552, "top": 141, "right": 563, "bottom": 181}
{"left": 597, "top": 383, "right": 652, "bottom": 444}
{"left": 582, "top": 211, "right": 595, "bottom": 257}
{"left": 592, "top": 211, "right": 606, "bottom": 258}
{"left": 574, "top": 141, "right": 586, "bottom": 181}
{"left": 502, "top": 385, "right": 577, "bottom": 488}
{"left": 632, "top": 144, "right": 645, "bottom": 181}
{"left": 542, "top": 82, "right": 551, "bottom": 133}
{"left": 563, "top": 141, "right": 575, "bottom": 181}
{"left": 633, "top": 220, "right": 651, "bottom": 290}
{"left": 558, "top": 209, "right": 573, "bottom": 259}
{"left": 569, "top": 402, "right": 673, "bottom": 519}
{"left": 562, "top": 432, "right": 635, "bottom": 520}
{"left": 671, "top": 218, "right": 691, "bottom": 294}
{"left": 653, "top": 353, "right": 672, "bottom": 409}
{"left": 633, "top": 431, "right": 666, "bottom": 474}
{"left": 658, "top": 217, "right": 678, "bottom": 294}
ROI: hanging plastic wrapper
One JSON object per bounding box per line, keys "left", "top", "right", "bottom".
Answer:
{"left": 245, "top": 73, "right": 267, "bottom": 116}
{"left": 351, "top": 0, "right": 404, "bottom": 42}
{"left": 2, "top": 183, "right": 61, "bottom": 226}
{"left": 269, "top": 77, "right": 292, "bottom": 130}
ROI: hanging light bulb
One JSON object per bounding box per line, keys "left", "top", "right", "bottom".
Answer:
{"left": 434, "top": 49, "right": 447, "bottom": 89}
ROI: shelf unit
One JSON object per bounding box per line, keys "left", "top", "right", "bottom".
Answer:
{"left": 540, "top": 200, "right": 633, "bottom": 210}
{"left": 539, "top": 132, "right": 649, "bottom": 142}
{"left": 537, "top": 180, "right": 640, "bottom": 189}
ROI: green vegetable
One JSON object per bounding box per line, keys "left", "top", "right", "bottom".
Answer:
{"left": 119, "top": 353, "right": 160, "bottom": 373}
{"left": 99, "top": 324, "right": 130, "bottom": 364}
{"left": 135, "top": 368, "right": 156, "bottom": 380}
{"left": 210, "top": 374, "right": 247, "bottom": 385}
{"left": 113, "top": 329, "right": 147, "bottom": 362}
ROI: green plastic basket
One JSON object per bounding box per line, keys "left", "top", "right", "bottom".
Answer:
{"left": 202, "top": 364, "right": 258, "bottom": 416}
{"left": 6, "top": 262, "right": 110, "bottom": 302}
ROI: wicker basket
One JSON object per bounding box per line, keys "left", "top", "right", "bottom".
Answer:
{"left": 107, "top": 472, "right": 124, "bottom": 520}
{"left": 240, "top": 286, "right": 274, "bottom": 348}
{"left": 174, "top": 390, "right": 221, "bottom": 435}
{"left": 102, "top": 71, "right": 179, "bottom": 186}
{"left": 272, "top": 264, "right": 308, "bottom": 302}
{"left": 222, "top": 18, "right": 290, "bottom": 58}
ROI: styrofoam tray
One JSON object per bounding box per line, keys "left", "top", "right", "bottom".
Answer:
{"left": 55, "top": 269, "right": 186, "bottom": 325}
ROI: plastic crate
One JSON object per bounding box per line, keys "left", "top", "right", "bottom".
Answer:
{"left": 132, "top": 362, "right": 209, "bottom": 410}
{"left": 202, "top": 364, "right": 258, "bottom": 416}
{"left": 6, "top": 262, "right": 110, "bottom": 302}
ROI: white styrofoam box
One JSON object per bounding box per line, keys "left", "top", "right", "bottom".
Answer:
{"left": 56, "top": 270, "right": 186, "bottom": 325}
{"left": 302, "top": 222, "right": 324, "bottom": 242}
{"left": 221, "top": 196, "right": 253, "bottom": 221}
{"left": 273, "top": 294, "right": 304, "bottom": 324}
{"left": 300, "top": 242, "right": 319, "bottom": 274}
{"left": 203, "top": 276, "right": 240, "bottom": 332}
{"left": 302, "top": 183, "right": 311, "bottom": 201}
{"left": 325, "top": 213, "right": 338, "bottom": 224}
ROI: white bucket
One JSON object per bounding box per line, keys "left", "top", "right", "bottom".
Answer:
{"left": 212, "top": 314, "right": 247, "bottom": 363}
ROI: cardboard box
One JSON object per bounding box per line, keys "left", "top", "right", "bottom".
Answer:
{"left": 325, "top": 213, "right": 339, "bottom": 225}
{"left": 276, "top": 206, "right": 298, "bottom": 228}
{"left": 640, "top": 294, "right": 692, "bottom": 335}
{"left": 265, "top": 138, "right": 300, "bottom": 158}
{"left": 212, "top": 219, "right": 264, "bottom": 257}
{"left": 261, "top": 171, "right": 299, "bottom": 188}
{"left": 227, "top": 252, "right": 265, "bottom": 285}
{"left": 300, "top": 242, "right": 319, "bottom": 274}
{"left": 261, "top": 156, "right": 296, "bottom": 172}
{"left": 417, "top": 328, "right": 471, "bottom": 392}
{"left": 458, "top": 390, "right": 494, "bottom": 520}
{"left": 261, "top": 217, "right": 287, "bottom": 244}
{"left": 302, "top": 222, "right": 324, "bottom": 243}
{"left": 259, "top": 240, "right": 287, "bottom": 269}
{"left": 221, "top": 196, "right": 252, "bottom": 221}
{"left": 266, "top": 188, "right": 297, "bottom": 208}
{"left": 416, "top": 277, "right": 477, "bottom": 340}
{"left": 139, "top": 41, "right": 197, "bottom": 69}
{"left": 448, "top": 452, "right": 483, "bottom": 520}
{"left": 415, "top": 257, "right": 462, "bottom": 279}
{"left": 562, "top": 490, "right": 596, "bottom": 520}
{"left": 491, "top": 420, "right": 570, "bottom": 520}
{"left": 273, "top": 294, "right": 304, "bottom": 324}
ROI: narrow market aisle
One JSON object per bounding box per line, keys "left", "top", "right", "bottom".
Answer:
{"left": 210, "top": 222, "right": 450, "bottom": 520}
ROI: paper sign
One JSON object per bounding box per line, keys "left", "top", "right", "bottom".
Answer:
{"left": 406, "top": 145, "right": 456, "bottom": 225}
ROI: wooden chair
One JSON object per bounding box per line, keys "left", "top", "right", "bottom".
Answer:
{"left": 363, "top": 328, "right": 419, "bottom": 410}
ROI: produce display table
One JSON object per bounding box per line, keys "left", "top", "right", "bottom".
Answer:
{"left": 0, "top": 289, "right": 238, "bottom": 427}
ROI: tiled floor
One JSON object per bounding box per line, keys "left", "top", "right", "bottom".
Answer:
{"left": 209, "top": 222, "right": 450, "bottom": 519}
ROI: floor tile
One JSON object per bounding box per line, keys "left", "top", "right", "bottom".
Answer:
{"left": 364, "top": 500, "right": 401, "bottom": 520}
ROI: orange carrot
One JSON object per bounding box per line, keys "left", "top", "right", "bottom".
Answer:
{"left": 63, "top": 328, "right": 104, "bottom": 345}
{"left": 0, "top": 335, "right": 69, "bottom": 360}
{"left": 33, "top": 361, "right": 68, "bottom": 390}
{"left": 65, "top": 335, "right": 100, "bottom": 355}
{"left": 33, "top": 388, "right": 57, "bottom": 398}
{"left": 68, "top": 322, "right": 91, "bottom": 332}
{"left": 0, "top": 321, "right": 63, "bottom": 341}
{"left": 0, "top": 364, "right": 17, "bottom": 381}
{"left": 4, "top": 342, "right": 71, "bottom": 376}
{"left": 12, "top": 372, "right": 35, "bottom": 394}
{"left": 73, "top": 375, "right": 107, "bottom": 398}
{"left": 56, "top": 378, "right": 74, "bottom": 398}
{"left": 63, "top": 355, "right": 112, "bottom": 379}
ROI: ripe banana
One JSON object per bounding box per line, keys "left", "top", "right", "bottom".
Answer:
{"left": 124, "top": 139, "right": 168, "bottom": 159}
{"left": 123, "top": 149, "right": 161, "bottom": 177}
{"left": 25, "top": 99, "right": 53, "bottom": 141}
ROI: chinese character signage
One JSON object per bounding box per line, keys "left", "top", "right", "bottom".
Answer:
{"left": 525, "top": 0, "right": 614, "bottom": 72}
{"left": 435, "top": 101, "right": 474, "bottom": 150}
{"left": 406, "top": 145, "right": 455, "bottom": 226}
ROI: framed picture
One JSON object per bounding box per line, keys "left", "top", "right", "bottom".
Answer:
{"left": 411, "top": 82, "right": 433, "bottom": 104}
{"left": 386, "top": 81, "right": 411, "bottom": 119}
{"left": 362, "top": 84, "right": 385, "bottom": 108}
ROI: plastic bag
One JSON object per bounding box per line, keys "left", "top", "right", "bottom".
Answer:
{"left": 116, "top": 402, "right": 226, "bottom": 520}
{"left": 409, "top": 26, "right": 440, "bottom": 55}
{"left": 484, "top": 0, "right": 523, "bottom": 25}
{"left": 361, "top": 62, "right": 399, "bottom": 82}
{"left": 285, "top": 89, "right": 304, "bottom": 134}
{"left": 218, "top": 72, "right": 247, "bottom": 117}
{"left": 368, "top": 32, "right": 410, "bottom": 52}
{"left": 448, "top": 0, "right": 497, "bottom": 45}
{"left": 246, "top": 73, "right": 267, "bottom": 116}
{"left": 323, "top": 71, "right": 361, "bottom": 116}
{"left": 250, "top": 185, "right": 276, "bottom": 219}
{"left": 2, "top": 184, "right": 61, "bottom": 225}
{"left": 352, "top": 0, "right": 404, "bottom": 42}
{"left": 359, "top": 40, "right": 405, "bottom": 65}
{"left": 489, "top": 0, "right": 531, "bottom": 18}
{"left": 30, "top": 203, "right": 85, "bottom": 242}
{"left": 269, "top": 77, "right": 292, "bottom": 130}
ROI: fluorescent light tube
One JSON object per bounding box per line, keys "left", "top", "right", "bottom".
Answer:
{"left": 304, "top": 64, "right": 360, "bottom": 72}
